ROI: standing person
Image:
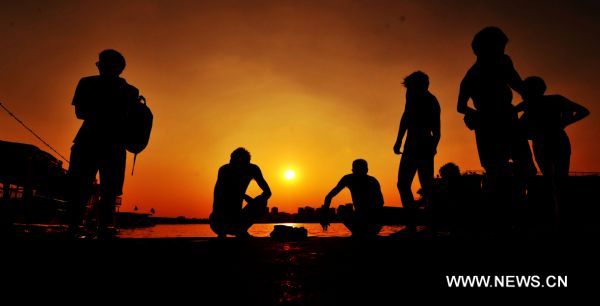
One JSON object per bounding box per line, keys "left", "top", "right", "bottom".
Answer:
{"left": 457, "top": 27, "right": 535, "bottom": 231}
{"left": 516, "top": 76, "right": 589, "bottom": 227}
{"left": 320, "top": 159, "right": 384, "bottom": 237}
{"left": 210, "top": 148, "right": 271, "bottom": 238}
{"left": 67, "top": 49, "right": 140, "bottom": 238}
{"left": 393, "top": 71, "right": 441, "bottom": 233}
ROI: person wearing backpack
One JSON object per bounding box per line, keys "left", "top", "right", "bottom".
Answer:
{"left": 66, "top": 49, "right": 141, "bottom": 239}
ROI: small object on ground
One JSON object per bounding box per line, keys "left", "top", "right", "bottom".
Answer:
{"left": 96, "top": 228, "right": 119, "bottom": 240}
{"left": 236, "top": 231, "right": 254, "bottom": 240}
{"left": 270, "top": 225, "right": 308, "bottom": 241}
{"left": 389, "top": 226, "right": 417, "bottom": 238}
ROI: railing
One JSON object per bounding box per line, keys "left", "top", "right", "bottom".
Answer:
{"left": 568, "top": 172, "right": 600, "bottom": 176}
{"left": 461, "top": 170, "right": 599, "bottom": 176}
{"left": 0, "top": 183, "right": 24, "bottom": 200}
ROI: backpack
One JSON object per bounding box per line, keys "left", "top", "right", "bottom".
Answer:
{"left": 125, "top": 95, "right": 153, "bottom": 175}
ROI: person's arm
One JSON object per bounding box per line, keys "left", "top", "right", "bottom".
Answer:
{"left": 458, "top": 76, "right": 481, "bottom": 130}
{"left": 213, "top": 167, "right": 226, "bottom": 197}
{"left": 432, "top": 98, "right": 441, "bottom": 155}
{"left": 125, "top": 83, "right": 140, "bottom": 109}
{"left": 212, "top": 167, "right": 226, "bottom": 213}
{"left": 252, "top": 166, "right": 272, "bottom": 201}
{"left": 321, "top": 177, "right": 347, "bottom": 230}
{"left": 560, "top": 96, "right": 590, "bottom": 128}
{"left": 505, "top": 56, "right": 524, "bottom": 96}
{"left": 323, "top": 178, "right": 347, "bottom": 209}
{"left": 374, "top": 180, "right": 384, "bottom": 208}
{"left": 394, "top": 98, "right": 411, "bottom": 155}
{"left": 72, "top": 79, "right": 93, "bottom": 120}
{"left": 457, "top": 77, "right": 476, "bottom": 115}
{"left": 243, "top": 194, "right": 254, "bottom": 202}
{"left": 393, "top": 112, "right": 408, "bottom": 154}
{"left": 514, "top": 101, "right": 527, "bottom": 113}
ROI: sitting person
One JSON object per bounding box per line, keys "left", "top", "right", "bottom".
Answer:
{"left": 429, "top": 163, "right": 462, "bottom": 233}
{"left": 210, "top": 148, "right": 271, "bottom": 238}
{"left": 320, "top": 159, "right": 384, "bottom": 237}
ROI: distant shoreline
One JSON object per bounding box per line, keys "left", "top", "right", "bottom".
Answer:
{"left": 148, "top": 217, "right": 339, "bottom": 225}
{"left": 150, "top": 220, "right": 339, "bottom": 225}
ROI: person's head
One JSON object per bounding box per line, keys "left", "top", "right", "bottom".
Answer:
{"left": 230, "top": 147, "right": 251, "bottom": 165}
{"left": 439, "top": 162, "right": 461, "bottom": 179}
{"left": 352, "top": 159, "right": 369, "bottom": 175}
{"left": 471, "top": 26, "right": 508, "bottom": 58}
{"left": 403, "top": 71, "right": 429, "bottom": 92}
{"left": 97, "top": 49, "right": 126, "bottom": 77}
{"left": 523, "top": 76, "right": 547, "bottom": 99}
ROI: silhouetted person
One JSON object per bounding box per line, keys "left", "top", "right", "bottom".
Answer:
{"left": 393, "top": 71, "right": 440, "bottom": 233}
{"left": 439, "top": 162, "right": 461, "bottom": 180}
{"left": 457, "top": 27, "right": 535, "bottom": 231}
{"left": 321, "top": 159, "right": 384, "bottom": 237}
{"left": 66, "top": 49, "right": 139, "bottom": 239}
{"left": 516, "top": 76, "right": 589, "bottom": 227}
{"left": 430, "top": 163, "right": 464, "bottom": 234}
{"left": 210, "top": 148, "right": 271, "bottom": 238}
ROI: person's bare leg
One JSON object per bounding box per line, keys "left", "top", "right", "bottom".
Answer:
{"left": 417, "top": 157, "right": 434, "bottom": 231}
{"left": 97, "top": 195, "right": 117, "bottom": 239}
{"left": 398, "top": 155, "right": 418, "bottom": 232}
{"left": 66, "top": 145, "right": 98, "bottom": 237}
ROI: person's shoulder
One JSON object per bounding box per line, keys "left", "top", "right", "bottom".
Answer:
{"left": 121, "top": 77, "right": 138, "bottom": 90}
{"left": 367, "top": 175, "right": 380, "bottom": 184}
{"left": 340, "top": 174, "right": 353, "bottom": 183}
{"left": 78, "top": 75, "right": 101, "bottom": 85}
{"left": 80, "top": 75, "right": 100, "bottom": 82}
{"left": 462, "top": 64, "right": 478, "bottom": 82}
{"left": 427, "top": 92, "right": 440, "bottom": 104}
{"left": 538, "top": 94, "right": 563, "bottom": 104}
{"left": 502, "top": 54, "right": 514, "bottom": 64}
{"left": 120, "top": 78, "right": 139, "bottom": 95}
{"left": 249, "top": 163, "right": 262, "bottom": 173}
{"left": 545, "top": 94, "right": 564, "bottom": 100}
{"left": 500, "top": 55, "right": 516, "bottom": 70}
{"left": 545, "top": 94, "right": 572, "bottom": 107}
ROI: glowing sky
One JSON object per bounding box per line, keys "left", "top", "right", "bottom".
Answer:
{"left": 1, "top": 0, "right": 598, "bottom": 217}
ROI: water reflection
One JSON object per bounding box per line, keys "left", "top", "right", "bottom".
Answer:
{"left": 118, "top": 223, "right": 405, "bottom": 238}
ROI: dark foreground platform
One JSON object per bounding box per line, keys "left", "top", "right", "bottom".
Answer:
{"left": 2, "top": 235, "right": 587, "bottom": 303}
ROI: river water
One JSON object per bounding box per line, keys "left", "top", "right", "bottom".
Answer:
{"left": 118, "top": 223, "right": 406, "bottom": 238}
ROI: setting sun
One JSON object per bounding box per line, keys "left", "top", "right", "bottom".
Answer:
{"left": 284, "top": 169, "right": 297, "bottom": 181}
{"left": 0, "top": 1, "right": 597, "bottom": 220}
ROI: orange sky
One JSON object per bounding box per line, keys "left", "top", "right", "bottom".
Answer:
{"left": 1, "top": 0, "right": 598, "bottom": 217}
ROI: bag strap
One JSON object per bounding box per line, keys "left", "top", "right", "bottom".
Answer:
{"left": 131, "top": 153, "right": 138, "bottom": 176}
{"left": 131, "top": 95, "right": 146, "bottom": 176}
